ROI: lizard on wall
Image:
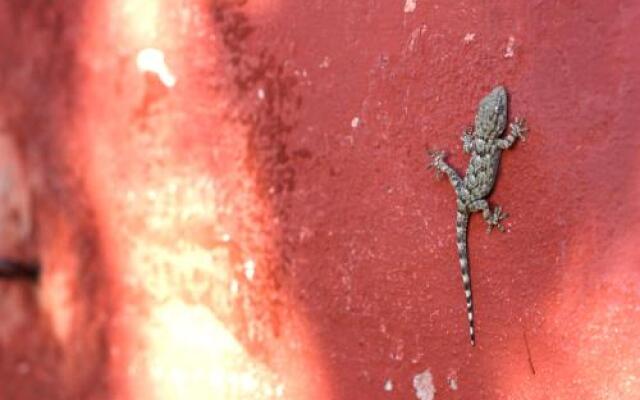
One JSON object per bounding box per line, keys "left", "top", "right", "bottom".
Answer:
{"left": 427, "top": 86, "right": 527, "bottom": 346}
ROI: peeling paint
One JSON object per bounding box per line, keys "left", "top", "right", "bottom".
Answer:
{"left": 413, "top": 369, "right": 436, "bottom": 400}
{"left": 447, "top": 373, "right": 458, "bottom": 391}
{"left": 404, "top": 0, "right": 417, "bottom": 13}
{"left": 503, "top": 35, "right": 516, "bottom": 58}
{"left": 463, "top": 33, "right": 476, "bottom": 44}
{"left": 136, "top": 48, "right": 177, "bottom": 87}
{"left": 244, "top": 259, "right": 256, "bottom": 280}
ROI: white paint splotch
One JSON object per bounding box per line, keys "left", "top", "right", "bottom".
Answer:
{"left": 136, "top": 48, "right": 177, "bottom": 87}
{"left": 447, "top": 373, "right": 458, "bottom": 391}
{"left": 404, "top": 0, "right": 417, "bottom": 13}
{"left": 503, "top": 36, "right": 516, "bottom": 58}
{"left": 413, "top": 369, "right": 436, "bottom": 400}
{"left": 463, "top": 33, "right": 476, "bottom": 44}
{"left": 244, "top": 259, "right": 256, "bottom": 280}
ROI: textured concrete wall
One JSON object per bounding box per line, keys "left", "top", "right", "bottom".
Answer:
{"left": 0, "top": 1, "right": 639, "bottom": 399}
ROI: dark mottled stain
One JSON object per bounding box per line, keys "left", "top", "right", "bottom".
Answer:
{"left": 211, "top": 0, "right": 302, "bottom": 198}
{"left": 292, "top": 148, "right": 313, "bottom": 160}
{"left": 209, "top": 0, "right": 304, "bottom": 358}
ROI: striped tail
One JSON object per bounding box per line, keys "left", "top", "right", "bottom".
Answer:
{"left": 456, "top": 210, "right": 475, "bottom": 346}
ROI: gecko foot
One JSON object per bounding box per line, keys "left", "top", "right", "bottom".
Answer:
{"left": 486, "top": 206, "right": 509, "bottom": 233}
{"left": 427, "top": 150, "right": 446, "bottom": 178}
{"left": 510, "top": 117, "right": 528, "bottom": 141}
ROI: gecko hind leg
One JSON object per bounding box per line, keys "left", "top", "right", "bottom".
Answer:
{"left": 427, "top": 150, "right": 464, "bottom": 197}
{"left": 468, "top": 200, "right": 508, "bottom": 233}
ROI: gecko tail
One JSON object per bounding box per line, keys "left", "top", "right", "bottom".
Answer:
{"left": 456, "top": 210, "right": 475, "bottom": 346}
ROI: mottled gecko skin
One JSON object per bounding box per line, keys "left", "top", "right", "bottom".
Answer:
{"left": 428, "top": 86, "right": 527, "bottom": 346}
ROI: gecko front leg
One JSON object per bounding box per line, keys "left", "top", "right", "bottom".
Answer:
{"left": 497, "top": 117, "right": 528, "bottom": 149}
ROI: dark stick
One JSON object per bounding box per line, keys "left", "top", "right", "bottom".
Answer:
{"left": 0, "top": 260, "right": 40, "bottom": 281}
{"left": 523, "top": 329, "right": 536, "bottom": 376}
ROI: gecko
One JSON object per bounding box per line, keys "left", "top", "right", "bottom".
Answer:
{"left": 427, "top": 86, "right": 527, "bottom": 346}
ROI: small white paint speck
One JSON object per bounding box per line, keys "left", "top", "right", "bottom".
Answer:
{"left": 229, "top": 279, "right": 239, "bottom": 295}
{"left": 413, "top": 369, "right": 436, "bottom": 400}
{"left": 275, "top": 383, "right": 285, "bottom": 397}
{"left": 384, "top": 379, "right": 394, "bottom": 392}
{"left": 222, "top": 233, "right": 231, "bottom": 242}
{"left": 319, "top": 56, "right": 331, "bottom": 69}
{"left": 447, "top": 374, "right": 458, "bottom": 391}
{"left": 504, "top": 36, "right": 516, "bottom": 58}
{"left": 136, "top": 48, "right": 177, "bottom": 87}
{"left": 244, "top": 259, "right": 256, "bottom": 280}
{"left": 16, "top": 362, "right": 30, "bottom": 375}
{"left": 257, "top": 88, "right": 266, "bottom": 100}
{"left": 463, "top": 33, "right": 476, "bottom": 44}
{"left": 351, "top": 117, "right": 361, "bottom": 128}
{"left": 404, "top": 0, "right": 417, "bottom": 13}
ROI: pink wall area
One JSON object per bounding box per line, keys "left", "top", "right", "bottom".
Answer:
{"left": 0, "top": 0, "right": 639, "bottom": 399}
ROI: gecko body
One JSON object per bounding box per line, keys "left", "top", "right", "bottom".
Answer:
{"left": 428, "top": 86, "right": 527, "bottom": 346}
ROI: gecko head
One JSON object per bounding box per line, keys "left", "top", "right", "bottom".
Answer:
{"left": 474, "top": 86, "right": 508, "bottom": 139}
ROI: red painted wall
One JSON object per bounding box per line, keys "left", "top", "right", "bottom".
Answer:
{"left": 0, "top": 0, "right": 639, "bottom": 399}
